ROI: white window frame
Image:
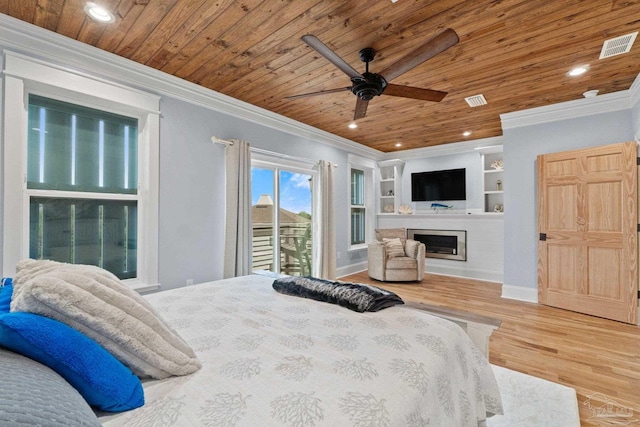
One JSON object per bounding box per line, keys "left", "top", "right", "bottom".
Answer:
{"left": 347, "top": 154, "right": 375, "bottom": 251}
{"left": 251, "top": 150, "right": 318, "bottom": 275}
{"left": 2, "top": 52, "right": 160, "bottom": 291}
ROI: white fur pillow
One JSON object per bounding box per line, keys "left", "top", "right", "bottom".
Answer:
{"left": 11, "top": 259, "right": 201, "bottom": 379}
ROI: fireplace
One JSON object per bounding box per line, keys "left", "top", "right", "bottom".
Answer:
{"left": 407, "top": 229, "right": 466, "bottom": 261}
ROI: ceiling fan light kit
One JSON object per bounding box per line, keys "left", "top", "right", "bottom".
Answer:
{"left": 289, "top": 28, "right": 459, "bottom": 121}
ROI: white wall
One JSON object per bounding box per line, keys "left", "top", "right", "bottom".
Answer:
{"left": 158, "top": 98, "right": 226, "bottom": 287}
{"left": 501, "top": 99, "right": 635, "bottom": 300}
{"left": 378, "top": 214, "right": 503, "bottom": 282}
{"left": 159, "top": 96, "right": 360, "bottom": 289}
{"left": 0, "top": 15, "right": 378, "bottom": 290}
{"left": 399, "top": 151, "right": 483, "bottom": 212}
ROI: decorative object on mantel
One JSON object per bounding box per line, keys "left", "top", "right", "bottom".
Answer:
{"left": 398, "top": 205, "right": 413, "bottom": 214}
{"left": 384, "top": 204, "right": 395, "bottom": 213}
{"left": 490, "top": 159, "right": 504, "bottom": 170}
{"left": 496, "top": 180, "right": 503, "bottom": 191}
{"left": 494, "top": 204, "right": 504, "bottom": 213}
{"left": 431, "top": 202, "right": 454, "bottom": 213}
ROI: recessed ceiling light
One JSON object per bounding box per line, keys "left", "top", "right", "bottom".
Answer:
{"left": 567, "top": 65, "right": 589, "bottom": 77}
{"left": 463, "top": 131, "right": 472, "bottom": 137}
{"left": 394, "top": 142, "right": 402, "bottom": 147}
{"left": 84, "top": 2, "right": 116, "bottom": 23}
{"left": 348, "top": 123, "right": 357, "bottom": 129}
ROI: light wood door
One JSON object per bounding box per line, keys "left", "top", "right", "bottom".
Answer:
{"left": 538, "top": 141, "right": 638, "bottom": 324}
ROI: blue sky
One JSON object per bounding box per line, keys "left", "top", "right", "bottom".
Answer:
{"left": 252, "top": 168, "right": 312, "bottom": 214}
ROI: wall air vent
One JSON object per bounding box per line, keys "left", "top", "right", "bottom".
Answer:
{"left": 599, "top": 32, "right": 638, "bottom": 59}
{"left": 464, "top": 94, "right": 487, "bottom": 107}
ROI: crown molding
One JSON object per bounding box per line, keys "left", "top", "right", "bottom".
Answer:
{"left": 500, "top": 89, "right": 632, "bottom": 130}
{"left": 383, "top": 136, "right": 504, "bottom": 160}
{"left": 0, "top": 13, "right": 382, "bottom": 160}
{"left": 6, "top": 12, "right": 636, "bottom": 162}
{"left": 630, "top": 73, "right": 640, "bottom": 109}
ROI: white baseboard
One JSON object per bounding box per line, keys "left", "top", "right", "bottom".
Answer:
{"left": 501, "top": 283, "right": 538, "bottom": 303}
{"left": 336, "top": 260, "right": 503, "bottom": 283}
{"left": 336, "top": 261, "right": 368, "bottom": 279}
{"left": 426, "top": 264, "right": 503, "bottom": 283}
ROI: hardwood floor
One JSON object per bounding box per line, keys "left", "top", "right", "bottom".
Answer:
{"left": 341, "top": 271, "right": 640, "bottom": 427}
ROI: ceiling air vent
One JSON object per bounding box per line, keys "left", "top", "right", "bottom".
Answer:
{"left": 465, "top": 94, "right": 487, "bottom": 107}
{"left": 599, "top": 32, "right": 638, "bottom": 59}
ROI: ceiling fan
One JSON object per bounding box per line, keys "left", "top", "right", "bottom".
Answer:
{"left": 287, "top": 28, "right": 459, "bottom": 120}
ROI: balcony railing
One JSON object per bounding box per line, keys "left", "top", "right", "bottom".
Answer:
{"left": 252, "top": 223, "right": 311, "bottom": 276}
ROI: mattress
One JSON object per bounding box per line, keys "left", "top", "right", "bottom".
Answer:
{"left": 99, "top": 275, "right": 502, "bottom": 426}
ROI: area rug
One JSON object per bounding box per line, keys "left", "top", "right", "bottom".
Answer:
{"left": 487, "top": 365, "right": 580, "bottom": 427}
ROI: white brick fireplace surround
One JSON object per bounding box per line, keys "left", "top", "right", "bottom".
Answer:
{"left": 378, "top": 214, "right": 503, "bottom": 283}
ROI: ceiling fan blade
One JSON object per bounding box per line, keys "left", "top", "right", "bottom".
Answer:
{"left": 354, "top": 97, "right": 369, "bottom": 120}
{"left": 379, "top": 28, "right": 459, "bottom": 82}
{"left": 286, "top": 87, "right": 351, "bottom": 100}
{"left": 384, "top": 84, "right": 447, "bottom": 102}
{"left": 301, "top": 35, "right": 362, "bottom": 79}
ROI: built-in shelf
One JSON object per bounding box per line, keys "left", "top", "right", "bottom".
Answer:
{"left": 478, "top": 146, "right": 504, "bottom": 213}
{"left": 377, "top": 159, "right": 404, "bottom": 214}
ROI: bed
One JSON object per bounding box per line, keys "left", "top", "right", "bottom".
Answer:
{"left": 96, "top": 274, "right": 502, "bottom": 426}
{"left": 0, "top": 262, "right": 502, "bottom": 426}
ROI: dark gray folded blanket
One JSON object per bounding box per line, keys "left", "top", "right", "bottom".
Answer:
{"left": 272, "top": 276, "right": 404, "bottom": 312}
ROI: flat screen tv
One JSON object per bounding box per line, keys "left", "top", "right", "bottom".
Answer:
{"left": 411, "top": 168, "right": 466, "bottom": 201}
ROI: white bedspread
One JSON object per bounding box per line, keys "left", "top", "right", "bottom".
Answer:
{"left": 100, "top": 275, "right": 502, "bottom": 426}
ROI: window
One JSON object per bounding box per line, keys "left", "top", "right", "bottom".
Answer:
{"left": 27, "top": 95, "right": 139, "bottom": 279}
{"left": 350, "top": 168, "right": 365, "bottom": 245}
{"left": 3, "top": 53, "right": 159, "bottom": 289}
{"left": 348, "top": 155, "right": 375, "bottom": 250}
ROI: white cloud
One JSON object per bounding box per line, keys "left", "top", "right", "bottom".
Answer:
{"left": 280, "top": 173, "right": 312, "bottom": 214}
{"left": 288, "top": 173, "right": 311, "bottom": 189}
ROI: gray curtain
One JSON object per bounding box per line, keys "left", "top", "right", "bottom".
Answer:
{"left": 315, "top": 160, "right": 336, "bottom": 279}
{"left": 223, "top": 139, "right": 252, "bottom": 278}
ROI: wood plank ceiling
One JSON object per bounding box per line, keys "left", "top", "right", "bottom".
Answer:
{"left": 2, "top": 0, "right": 640, "bottom": 152}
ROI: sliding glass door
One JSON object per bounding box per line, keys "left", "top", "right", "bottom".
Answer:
{"left": 251, "top": 163, "right": 314, "bottom": 276}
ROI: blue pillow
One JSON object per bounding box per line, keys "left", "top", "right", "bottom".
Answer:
{"left": 0, "top": 278, "right": 12, "bottom": 313}
{"left": 0, "top": 311, "right": 144, "bottom": 412}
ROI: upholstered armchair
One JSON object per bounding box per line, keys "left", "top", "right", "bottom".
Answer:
{"left": 368, "top": 228, "right": 425, "bottom": 282}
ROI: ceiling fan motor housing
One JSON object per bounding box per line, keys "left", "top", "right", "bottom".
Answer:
{"left": 351, "top": 72, "right": 387, "bottom": 100}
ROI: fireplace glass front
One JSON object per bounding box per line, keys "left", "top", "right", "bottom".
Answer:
{"left": 407, "top": 229, "right": 466, "bottom": 261}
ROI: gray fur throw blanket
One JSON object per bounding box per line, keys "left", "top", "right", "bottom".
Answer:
{"left": 272, "top": 276, "right": 404, "bottom": 312}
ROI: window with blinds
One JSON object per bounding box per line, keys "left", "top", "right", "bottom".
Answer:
{"left": 27, "top": 95, "right": 139, "bottom": 279}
